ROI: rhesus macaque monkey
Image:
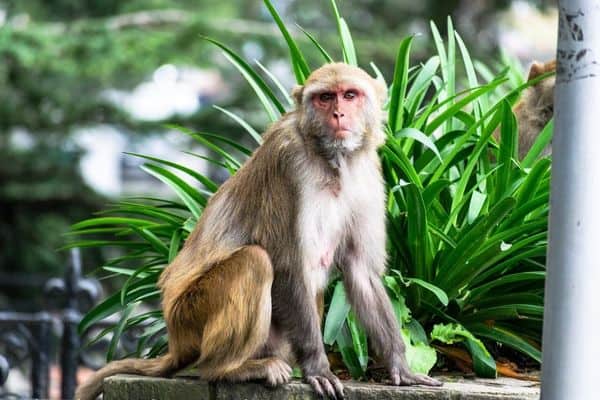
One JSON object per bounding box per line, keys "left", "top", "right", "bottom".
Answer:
{"left": 76, "top": 63, "right": 441, "bottom": 400}
{"left": 505, "top": 60, "right": 556, "bottom": 159}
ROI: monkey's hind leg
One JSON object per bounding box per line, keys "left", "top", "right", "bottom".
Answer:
{"left": 192, "top": 245, "right": 292, "bottom": 386}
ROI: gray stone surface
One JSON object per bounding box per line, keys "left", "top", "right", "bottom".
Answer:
{"left": 104, "top": 375, "right": 212, "bottom": 400}
{"left": 103, "top": 374, "right": 540, "bottom": 400}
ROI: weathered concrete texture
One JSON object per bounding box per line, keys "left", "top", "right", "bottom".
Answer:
{"left": 103, "top": 375, "right": 212, "bottom": 400}
{"left": 104, "top": 374, "right": 540, "bottom": 400}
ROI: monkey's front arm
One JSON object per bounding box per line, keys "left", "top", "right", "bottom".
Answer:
{"left": 271, "top": 274, "right": 345, "bottom": 399}
{"left": 339, "top": 235, "right": 442, "bottom": 388}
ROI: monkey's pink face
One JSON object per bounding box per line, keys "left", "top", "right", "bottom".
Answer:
{"left": 311, "top": 85, "right": 366, "bottom": 140}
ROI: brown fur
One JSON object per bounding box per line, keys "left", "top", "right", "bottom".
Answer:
{"left": 499, "top": 60, "right": 556, "bottom": 159}
{"left": 76, "top": 63, "right": 440, "bottom": 400}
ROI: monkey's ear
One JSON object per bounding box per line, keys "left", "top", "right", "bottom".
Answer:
{"left": 527, "top": 61, "right": 545, "bottom": 81}
{"left": 292, "top": 85, "right": 304, "bottom": 105}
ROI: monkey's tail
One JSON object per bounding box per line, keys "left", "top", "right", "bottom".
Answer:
{"left": 75, "top": 353, "right": 179, "bottom": 400}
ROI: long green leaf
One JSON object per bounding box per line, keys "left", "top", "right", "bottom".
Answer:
{"left": 297, "top": 25, "right": 334, "bottom": 63}
{"left": 465, "top": 337, "right": 497, "bottom": 378}
{"left": 329, "top": 0, "right": 357, "bottom": 65}
{"left": 521, "top": 120, "right": 554, "bottom": 168}
{"left": 213, "top": 105, "right": 263, "bottom": 145}
{"left": 406, "top": 56, "right": 440, "bottom": 114}
{"left": 107, "top": 303, "right": 136, "bottom": 361}
{"left": 130, "top": 227, "right": 169, "bottom": 257}
{"left": 495, "top": 100, "right": 518, "bottom": 201}
{"left": 406, "top": 278, "right": 448, "bottom": 307}
{"left": 141, "top": 164, "right": 204, "bottom": 219}
{"left": 435, "top": 197, "right": 516, "bottom": 296}
{"left": 466, "top": 322, "right": 542, "bottom": 362}
{"left": 255, "top": 61, "right": 295, "bottom": 109}
{"left": 404, "top": 183, "right": 430, "bottom": 280}
{"left": 336, "top": 323, "right": 364, "bottom": 379}
{"left": 347, "top": 312, "right": 368, "bottom": 371}
{"left": 203, "top": 36, "right": 284, "bottom": 120}
{"left": 263, "top": 0, "right": 310, "bottom": 83}
{"left": 126, "top": 152, "right": 219, "bottom": 193}
{"left": 323, "top": 281, "right": 351, "bottom": 345}
{"left": 396, "top": 128, "right": 442, "bottom": 161}
{"left": 71, "top": 217, "right": 159, "bottom": 231}
{"left": 388, "top": 36, "right": 414, "bottom": 132}
{"left": 468, "top": 272, "right": 546, "bottom": 301}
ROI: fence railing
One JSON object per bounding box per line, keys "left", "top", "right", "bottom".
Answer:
{"left": 0, "top": 249, "right": 101, "bottom": 400}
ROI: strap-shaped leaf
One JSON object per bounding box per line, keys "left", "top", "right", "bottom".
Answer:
{"left": 388, "top": 36, "right": 414, "bottom": 132}
{"left": 126, "top": 152, "right": 219, "bottom": 193}
{"left": 263, "top": 0, "right": 310, "bottom": 83}
{"left": 404, "top": 183, "right": 431, "bottom": 281}
{"left": 435, "top": 197, "right": 516, "bottom": 297}
{"left": 214, "top": 105, "right": 263, "bottom": 145}
{"left": 323, "top": 281, "right": 351, "bottom": 345}
{"left": 298, "top": 24, "right": 334, "bottom": 64}
{"left": 329, "top": 0, "right": 357, "bottom": 65}
{"left": 466, "top": 322, "right": 542, "bottom": 362}
{"left": 141, "top": 164, "right": 204, "bottom": 219}
{"left": 203, "top": 36, "right": 284, "bottom": 120}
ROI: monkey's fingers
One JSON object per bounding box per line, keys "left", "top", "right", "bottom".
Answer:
{"left": 328, "top": 373, "right": 345, "bottom": 398}
{"left": 317, "top": 376, "right": 337, "bottom": 399}
{"left": 306, "top": 376, "right": 326, "bottom": 398}
{"left": 306, "top": 373, "right": 345, "bottom": 399}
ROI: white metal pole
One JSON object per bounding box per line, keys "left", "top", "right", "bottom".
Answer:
{"left": 541, "top": 1, "right": 600, "bottom": 399}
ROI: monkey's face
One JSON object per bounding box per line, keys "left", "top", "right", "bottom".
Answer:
{"left": 293, "top": 63, "right": 387, "bottom": 161}
{"left": 308, "top": 84, "right": 368, "bottom": 153}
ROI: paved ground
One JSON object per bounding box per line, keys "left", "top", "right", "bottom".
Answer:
{"left": 104, "top": 374, "right": 540, "bottom": 399}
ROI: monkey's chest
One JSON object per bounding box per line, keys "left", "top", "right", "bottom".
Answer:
{"left": 298, "top": 185, "right": 352, "bottom": 291}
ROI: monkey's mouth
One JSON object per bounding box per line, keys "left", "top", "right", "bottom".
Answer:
{"left": 333, "top": 129, "right": 352, "bottom": 139}
{"left": 331, "top": 131, "right": 362, "bottom": 152}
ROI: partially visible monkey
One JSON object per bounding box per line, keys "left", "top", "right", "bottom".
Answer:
{"left": 75, "top": 63, "right": 441, "bottom": 400}
{"left": 507, "top": 60, "right": 556, "bottom": 159}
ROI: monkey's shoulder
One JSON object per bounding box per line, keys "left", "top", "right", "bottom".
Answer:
{"left": 261, "top": 112, "right": 304, "bottom": 151}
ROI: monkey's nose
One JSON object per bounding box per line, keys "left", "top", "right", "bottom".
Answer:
{"left": 333, "top": 111, "right": 344, "bottom": 119}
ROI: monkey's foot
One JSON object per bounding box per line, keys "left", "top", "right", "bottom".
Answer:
{"left": 305, "top": 371, "right": 345, "bottom": 399}
{"left": 390, "top": 366, "right": 442, "bottom": 387}
{"left": 265, "top": 358, "right": 293, "bottom": 387}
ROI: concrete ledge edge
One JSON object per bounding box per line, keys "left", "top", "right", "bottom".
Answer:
{"left": 103, "top": 374, "right": 540, "bottom": 400}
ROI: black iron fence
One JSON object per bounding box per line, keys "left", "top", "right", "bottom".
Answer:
{"left": 0, "top": 249, "right": 101, "bottom": 400}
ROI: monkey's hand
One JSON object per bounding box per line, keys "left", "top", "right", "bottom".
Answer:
{"left": 388, "top": 355, "right": 442, "bottom": 387}
{"left": 305, "top": 369, "right": 345, "bottom": 399}
{"left": 265, "top": 358, "right": 293, "bottom": 387}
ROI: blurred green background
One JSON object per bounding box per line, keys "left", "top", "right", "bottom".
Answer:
{"left": 0, "top": 0, "right": 556, "bottom": 311}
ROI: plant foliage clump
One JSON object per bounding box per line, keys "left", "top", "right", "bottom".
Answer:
{"left": 68, "top": 0, "right": 553, "bottom": 379}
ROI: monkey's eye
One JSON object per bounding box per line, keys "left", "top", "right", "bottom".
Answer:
{"left": 344, "top": 90, "right": 358, "bottom": 100}
{"left": 319, "top": 92, "right": 335, "bottom": 102}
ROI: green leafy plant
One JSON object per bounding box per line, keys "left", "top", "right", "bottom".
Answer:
{"left": 68, "top": 0, "right": 552, "bottom": 379}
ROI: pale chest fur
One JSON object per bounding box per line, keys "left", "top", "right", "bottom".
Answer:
{"left": 297, "top": 155, "right": 384, "bottom": 293}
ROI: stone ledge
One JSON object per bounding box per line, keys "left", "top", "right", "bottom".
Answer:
{"left": 104, "top": 374, "right": 540, "bottom": 400}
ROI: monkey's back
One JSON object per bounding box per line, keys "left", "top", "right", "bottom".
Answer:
{"left": 159, "top": 112, "right": 304, "bottom": 311}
